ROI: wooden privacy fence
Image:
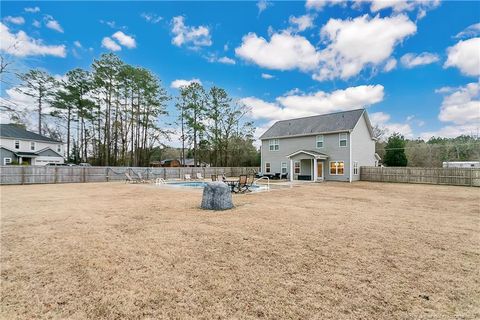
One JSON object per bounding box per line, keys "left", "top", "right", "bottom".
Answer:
{"left": 0, "top": 166, "right": 259, "bottom": 185}
{"left": 360, "top": 166, "right": 480, "bottom": 187}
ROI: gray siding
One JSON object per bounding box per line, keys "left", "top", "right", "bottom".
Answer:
{"left": 351, "top": 113, "right": 376, "bottom": 181}
{"left": 0, "top": 148, "right": 18, "bottom": 165}
{"left": 37, "top": 148, "right": 61, "bottom": 157}
{"left": 261, "top": 132, "right": 351, "bottom": 181}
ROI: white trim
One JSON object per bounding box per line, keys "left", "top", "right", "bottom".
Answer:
{"left": 3, "top": 157, "right": 12, "bottom": 165}
{"left": 339, "top": 133, "right": 348, "bottom": 147}
{"left": 260, "top": 129, "right": 351, "bottom": 140}
{"left": 0, "top": 136, "right": 62, "bottom": 144}
{"left": 294, "top": 161, "right": 300, "bottom": 174}
{"left": 315, "top": 135, "right": 324, "bottom": 149}
{"left": 268, "top": 139, "right": 279, "bottom": 151}
{"left": 349, "top": 132, "right": 353, "bottom": 182}
{"left": 286, "top": 150, "right": 328, "bottom": 159}
{"left": 289, "top": 159, "right": 294, "bottom": 182}
{"left": 30, "top": 141, "right": 35, "bottom": 151}
{"left": 265, "top": 162, "right": 271, "bottom": 173}
{"left": 353, "top": 161, "right": 359, "bottom": 175}
{"left": 281, "top": 161, "right": 287, "bottom": 174}
{"left": 329, "top": 161, "right": 345, "bottom": 175}
{"left": 14, "top": 140, "right": 20, "bottom": 149}
{"left": 313, "top": 158, "right": 318, "bottom": 182}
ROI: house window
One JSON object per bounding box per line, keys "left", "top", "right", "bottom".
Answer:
{"left": 339, "top": 133, "right": 347, "bottom": 147}
{"left": 269, "top": 139, "right": 279, "bottom": 151}
{"left": 294, "top": 161, "right": 300, "bottom": 174}
{"left": 4, "top": 158, "right": 12, "bottom": 165}
{"left": 330, "top": 161, "right": 344, "bottom": 175}
{"left": 14, "top": 140, "right": 20, "bottom": 149}
{"left": 316, "top": 135, "right": 324, "bottom": 148}
{"left": 265, "top": 162, "right": 271, "bottom": 173}
{"left": 57, "top": 144, "right": 62, "bottom": 153}
{"left": 30, "top": 141, "right": 35, "bottom": 151}
{"left": 281, "top": 162, "right": 287, "bottom": 174}
{"left": 353, "top": 161, "right": 359, "bottom": 175}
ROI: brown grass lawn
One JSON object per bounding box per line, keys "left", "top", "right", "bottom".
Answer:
{"left": 1, "top": 181, "right": 479, "bottom": 319}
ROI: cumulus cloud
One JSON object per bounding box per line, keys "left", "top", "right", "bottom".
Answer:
{"left": 44, "top": 16, "right": 64, "bottom": 33}
{"left": 400, "top": 52, "right": 439, "bottom": 68}
{"left": 170, "top": 78, "right": 202, "bottom": 89}
{"left": 24, "top": 7, "right": 40, "bottom": 13}
{"left": 235, "top": 32, "right": 320, "bottom": 71}
{"left": 241, "top": 84, "right": 384, "bottom": 122}
{"left": 444, "top": 37, "right": 480, "bottom": 76}
{"left": 454, "top": 23, "right": 480, "bottom": 39}
{"left": 3, "top": 16, "right": 25, "bottom": 25}
{"left": 171, "top": 16, "right": 212, "bottom": 49}
{"left": 370, "top": 111, "right": 413, "bottom": 138}
{"left": 315, "top": 14, "right": 417, "bottom": 80}
{"left": 112, "top": 31, "right": 136, "bottom": 48}
{"left": 0, "top": 22, "right": 66, "bottom": 57}
{"left": 289, "top": 14, "right": 315, "bottom": 32}
{"left": 261, "top": 73, "right": 274, "bottom": 79}
{"left": 101, "top": 37, "right": 121, "bottom": 51}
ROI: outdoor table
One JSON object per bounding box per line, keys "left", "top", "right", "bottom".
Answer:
{"left": 223, "top": 178, "right": 239, "bottom": 192}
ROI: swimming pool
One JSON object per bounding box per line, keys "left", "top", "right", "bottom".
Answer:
{"left": 164, "top": 181, "right": 269, "bottom": 192}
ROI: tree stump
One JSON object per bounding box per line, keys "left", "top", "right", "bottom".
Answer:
{"left": 201, "top": 182, "right": 234, "bottom": 210}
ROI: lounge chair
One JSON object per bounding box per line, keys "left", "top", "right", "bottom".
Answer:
{"left": 184, "top": 174, "right": 191, "bottom": 180}
{"left": 125, "top": 172, "right": 140, "bottom": 183}
{"left": 196, "top": 172, "right": 204, "bottom": 180}
{"left": 211, "top": 174, "right": 217, "bottom": 181}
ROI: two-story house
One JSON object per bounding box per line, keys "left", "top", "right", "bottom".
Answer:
{"left": 0, "top": 124, "right": 65, "bottom": 166}
{"left": 259, "top": 109, "right": 380, "bottom": 182}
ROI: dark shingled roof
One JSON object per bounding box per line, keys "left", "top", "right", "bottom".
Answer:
{"left": 0, "top": 124, "right": 62, "bottom": 143}
{"left": 259, "top": 109, "right": 365, "bottom": 140}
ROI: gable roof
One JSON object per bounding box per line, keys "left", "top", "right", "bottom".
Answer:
{"left": 259, "top": 109, "right": 365, "bottom": 140}
{"left": 0, "top": 124, "right": 62, "bottom": 143}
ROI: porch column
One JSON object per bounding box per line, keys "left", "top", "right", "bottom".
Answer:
{"left": 313, "top": 158, "right": 318, "bottom": 182}
{"left": 289, "top": 159, "right": 294, "bottom": 182}
{"left": 19, "top": 157, "right": 23, "bottom": 165}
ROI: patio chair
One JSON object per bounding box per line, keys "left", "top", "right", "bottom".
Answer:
{"left": 235, "top": 175, "right": 248, "bottom": 193}
{"left": 280, "top": 173, "right": 288, "bottom": 180}
{"left": 125, "top": 172, "right": 140, "bottom": 183}
{"left": 244, "top": 174, "right": 255, "bottom": 192}
{"left": 211, "top": 174, "right": 218, "bottom": 181}
{"left": 196, "top": 172, "right": 204, "bottom": 180}
{"left": 184, "top": 174, "right": 191, "bottom": 180}
{"left": 135, "top": 171, "right": 148, "bottom": 183}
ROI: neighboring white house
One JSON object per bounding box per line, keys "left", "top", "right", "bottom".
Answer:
{"left": 0, "top": 124, "right": 65, "bottom": 166}
{"left": 259, "top": 109, "right": 380, "bottom": 182}
{"left": 443, "top": 161, "right": 480, "bottom": 168}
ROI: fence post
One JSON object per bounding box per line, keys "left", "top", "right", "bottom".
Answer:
{"left": 21, "top": 165, "right": 25, "bottom": 185}
{"left": 471, "top": 168, "right": 473, "bottom": 187}
{"left": 83, "top": 167, "right": 86, "bottom": 183}
{"left": 106, "top": 168, "right": 109, "bottom": 182}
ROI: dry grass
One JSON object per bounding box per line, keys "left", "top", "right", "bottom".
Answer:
{"left": 1, "top": 181, "right": 479, "bottom": 319}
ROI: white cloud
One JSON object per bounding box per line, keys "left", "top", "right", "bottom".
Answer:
{"left": 140, "top": 12, "right": 163, "bottom": 24}
{"left": 383, "top": 58, "right": 397, "bottom": 72}
{"left": 112, "top": 31, "right": 136, "bottom": 48}
{"left": 0, "top": 22, "right": 66, "bottom": 57}
{"left": 170, "top": 78, "right": 202, "bottom": 89}
{"left": 455, "top": 23, "right": 480, "bottom": 39}
{"left": 257, "top": 0, "right": 272, "bottom": 15}
{"left": 355, "top": 0, "right": 440, "bottom": 15}
{"left": 315, "top": 14, "right": 417, "bottom": 80}
{"left": 235, "top": 32, "right": 320, "bottom": 71}
{"left": 45, "top": 16, "right": 64, "bottom": 33}
{"left": 24, "top": 7, "right": 40, "bottom": 13}
{"left": 261, "top": 73, "right": 274, "bottom": 79}
{"left": 101, "top": 37, "right": 121, "bottom": 51}
{"left": 32, "top": 20, "right": 41, "bottom": 28}
{"left": 444, "top": 37, "right": 480, "bottom": 76}
{"left": 171, "top": 16, "right": 212, "bottom": 48}
{"left": 289, "top": 14, "right": 315, "bottom": 32}
{"left": 217, "top": 56, "right": 235, "bottom": 64}
{"left": 370, "top": 111, "right": 413, "bottom": 138}
{"left": 305, "top": 0, "right": 344, "bottom": 11}
{"left": 74, "top": 40, "right": 82, "bottom": 48}
{"left": 3, "top": 16, "right": 25, "bottom": 25}
{"left": 400, "top": 52, "right": 439, "bottom": 68}
{"left": 241, "top": 84, "right": 384, "bottom": 122}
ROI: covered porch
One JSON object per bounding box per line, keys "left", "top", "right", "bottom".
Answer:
{"left": 286, "top": 150, "right": 328, "bottom": 182}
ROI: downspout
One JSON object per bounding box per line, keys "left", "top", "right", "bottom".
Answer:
{"left": 349, "top": 131, "right": 353, "bottom": 183}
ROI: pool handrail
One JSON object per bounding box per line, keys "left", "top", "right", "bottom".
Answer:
{"left": 253, "top": 176, "right": 270, "bottom": 190}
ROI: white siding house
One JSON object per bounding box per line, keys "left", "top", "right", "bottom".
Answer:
{"left": 0, "top": 124, "right": 65, "bottom": 165}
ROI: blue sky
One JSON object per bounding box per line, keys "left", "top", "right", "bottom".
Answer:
{"left": 1, "top": 0, "right": 479, "bottom": 143}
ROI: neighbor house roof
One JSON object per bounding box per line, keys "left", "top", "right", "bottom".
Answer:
{"left": 259, "top": 109, "right": 365, "bottom": 140}
{"left": 0, "top": 124, "right": 62, "bottom": 143}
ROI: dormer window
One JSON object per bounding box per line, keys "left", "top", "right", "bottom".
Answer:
{"left": 269, "top": 139, "right": 279, "bottom": 151}
{"left": 30, "top": 141, "right": 35, "bottom": 151}
{"left": 339, "top": 133, "right": 347, "bottom": 147}
{"left": 14, "top": 140, "right": 20, "bottom": 149}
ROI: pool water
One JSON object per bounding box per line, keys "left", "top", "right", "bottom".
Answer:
{"left": 164, "top": 181, "right": 268, "bottom": 191}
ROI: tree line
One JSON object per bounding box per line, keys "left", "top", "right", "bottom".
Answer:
{"left": 4, "top": 53, "right": 259, "bottom": 167}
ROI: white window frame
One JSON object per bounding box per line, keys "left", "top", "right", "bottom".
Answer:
{"left": 57, "top": 144, "right": 62, "bottom": 153}
{"left": 14, "top": 140, "right": 20, "bottom": 149}
{"left": 4, "top": 158, "right": 12, "bottom": 165}
{"left": 265, "top": 162, "right": 271, "bottom": 173}
{"left": 316, "top": 135, "right": 324, "bottom": 148}
{"left": 294, "top": 161, "right": 300, "bottom": 174}
{"left": 339, "top": 133, "right": 347, "bottom": 147}
{"left": 30, "top": 141, "right": 35, "bottom": 151}
{"left": 269, "top": 139, "right": 279, "bottom": 151}
{"left": 329, "top": 161, "right": 345, "bottom": 175}
{"left": 353, "top": 161, "right": 359, "bottom": 175}
{"left": 281, "top": 162, "right": 287, "bottom": 174}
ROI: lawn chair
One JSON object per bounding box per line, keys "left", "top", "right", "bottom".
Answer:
{"left": 125, "top": 172, "right": 140, "bottom": 183}
{"left": 135, "top": 171, "right": 148, "bottom": 183}
{"left": 196, "top": 172, "right": 204, "bottom": 180}
{"left": 211, "top": 174, "right": 218, "bottom": 181}
{"left": 184, "top": 174, "right": 191, "bottom": 180}
{"left": 235, "top": 175, "right": 248, "bottom": 193}
{"left": 244, "top": 174, "right": 255, "bottom": 192}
